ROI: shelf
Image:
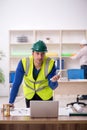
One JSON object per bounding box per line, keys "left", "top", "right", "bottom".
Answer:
{"left": 61, "top": 30, "right": 86, "bottom": 43}
{"left": 68, "top": 79, "right": 87, "bottom": 82}
{"left": 59, "top": 79, "right": 87, "bottom": 83}
{"left": 10, "top": 43, "right": 33, "bottom": 45}
{"left": 9, "top": 29, "right": 87, "bottom": 81}
{"left": 35, "top": 30, "right": 61, "bottom": 44}
{"left": 61, "top": 43, "right": 80, "bottom": 45}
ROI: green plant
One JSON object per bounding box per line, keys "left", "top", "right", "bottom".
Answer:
{"left": 0, "top": 50, "right": 5, "bottom": 83}
{"left": 0, "top": 69, "right": 5, "bottom": 83}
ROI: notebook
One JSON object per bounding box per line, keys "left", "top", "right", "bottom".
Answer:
{"left": 30, "top": 100, "right": 58, "bottom": 118}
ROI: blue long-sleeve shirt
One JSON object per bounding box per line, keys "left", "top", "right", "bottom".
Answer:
{"left": 9, "top": 60, "right": 58, "bottom": 104}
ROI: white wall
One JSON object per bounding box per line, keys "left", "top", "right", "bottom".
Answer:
{"left": 0, "top": 0, "right": 87, "bottom": 96}
{"left": 0, "top": 0, "right": 87, "bottom": 29}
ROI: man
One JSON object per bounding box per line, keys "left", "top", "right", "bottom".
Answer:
{"left": 70, "top": 39, "right": 87, "bottom": 99}
{"left": 9, "top": 40, "right": 60, "bottom": 108}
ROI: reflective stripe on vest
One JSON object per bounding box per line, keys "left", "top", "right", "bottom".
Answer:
{"left": 25, "top": 57, "right": 30, "bottom": 76}
{"left": 25, "top": 81, "right": 47, "bottom": 92}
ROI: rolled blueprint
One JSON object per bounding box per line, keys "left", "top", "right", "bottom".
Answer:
{"left": 73, "top": 104, "right": 83, "bottom": 112}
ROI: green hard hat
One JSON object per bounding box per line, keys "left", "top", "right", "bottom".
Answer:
{"left": 32, "top": 40, "right": 47, "bottom": 52}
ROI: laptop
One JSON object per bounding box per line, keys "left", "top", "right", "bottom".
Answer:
{"left": 30, "top": 100, "right": 58, "bottom": 118}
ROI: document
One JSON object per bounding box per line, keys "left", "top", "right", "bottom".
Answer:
{"left": 10, "top": 107, "right": 74, "bottom": 116}
{"left": 59, "top": 107, "right": 74, "bottom": 116}
{"left": 10, "top": 108, "right": 30, "bottom": 116}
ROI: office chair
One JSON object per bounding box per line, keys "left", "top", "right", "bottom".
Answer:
{"left": 66, "top": 95, "right": 87, "bottom": 107}
{"left": 79, "top": 95, "right": 87, "bottom": 100}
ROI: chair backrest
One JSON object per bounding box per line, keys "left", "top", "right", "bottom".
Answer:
{"left": 67, "top": 69, "right": 84, "bottom": 80}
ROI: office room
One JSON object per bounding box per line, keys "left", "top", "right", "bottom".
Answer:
{"left": 0, "top": 0, "right": 87, "bottom": 130}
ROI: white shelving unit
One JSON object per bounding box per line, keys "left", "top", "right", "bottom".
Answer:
{"left": 9, "top": 30, "right": 34, "bottom": 71}
{"left": 9, "top": 29, "right": 87, "bottom": 83}
{"left": 60, "top": 30, "right": 87, "bottom": 79}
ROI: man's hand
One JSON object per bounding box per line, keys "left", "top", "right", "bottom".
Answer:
{"left": 50, "top": 71, "right": 61, "bottom": 82}
{"left": 9, "top": 103, "right": 14, "bottom": 109}
{"left": 50, "top": 75, "right": 60, "bottom": 82}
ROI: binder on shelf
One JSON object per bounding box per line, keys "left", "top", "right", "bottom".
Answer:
{"left": 56, "top": 59, "right": 64, "bottom": 70}
{"left": 46, "top": 52, "right": 58, "bottom": 57}
{"left": 61, "top": 53, "right": 72, "bottom": 57}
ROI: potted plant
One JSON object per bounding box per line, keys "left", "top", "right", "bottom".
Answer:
{"left": 0, "top": 50, "right": 5, "bottom": 83}
{"left": 0, "top": 69, "right": 5, "bottom": 83}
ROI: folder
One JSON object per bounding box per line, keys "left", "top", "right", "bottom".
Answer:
{"left": 69, "top": 113, "right": 87, "bottom": 116}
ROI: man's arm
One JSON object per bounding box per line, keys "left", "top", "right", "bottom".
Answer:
{"left": 70, "top": 49, "right": 83, "bottom": 60}
{"left": 9, "top": 60, "right": 25, "bottom": 104}
{"left": 47, "top": 63, "right": 58, "bottom": 90}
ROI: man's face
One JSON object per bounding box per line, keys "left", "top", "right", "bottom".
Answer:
{"left": 32, "top": 51, "right": 45, "bottom": 66}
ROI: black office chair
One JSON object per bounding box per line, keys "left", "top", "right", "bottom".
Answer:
{"left": 66, "top": 95, "right": 87, "bottom": 107}
{"left": 79, "top": 95, "right": 87, "bottom": 100}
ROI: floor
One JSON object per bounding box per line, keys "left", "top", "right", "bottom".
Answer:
{"left": 0, "top": 96, "right": 26, "bottom": 108}
{"left": 0, "top": 94, "right": 87, "bottom": 109}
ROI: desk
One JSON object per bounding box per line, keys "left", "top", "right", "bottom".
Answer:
{"left": 0, "top": 115, "right": 87, "bottom": 130}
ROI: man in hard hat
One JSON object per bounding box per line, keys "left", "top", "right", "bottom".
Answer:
{"left": 70, "top": 39, "right": 87, "bottom": 99}
{"left": 9, "top": 40, "right": 60, "bottom": 108}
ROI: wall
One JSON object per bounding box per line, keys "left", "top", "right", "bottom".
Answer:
{"left": 0, "top": 0, "right": 87, "bottom": 96}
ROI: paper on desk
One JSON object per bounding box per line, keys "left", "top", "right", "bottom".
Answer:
{"left": 10, "top": 107, "right": 73, "bottom": 116}
{"left": 10, "top": 108, "right": 30, "bottom": 116}
{"left": 59, "top": 107, "right": 74, "bottom": 116}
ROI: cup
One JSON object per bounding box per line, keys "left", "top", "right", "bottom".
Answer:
{"left": 3, "top": 104, "right": 10, "bottom": 116}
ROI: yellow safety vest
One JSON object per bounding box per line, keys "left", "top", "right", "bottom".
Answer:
{"left": 22, "top": 56, "right": 54, "bottom": 100}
